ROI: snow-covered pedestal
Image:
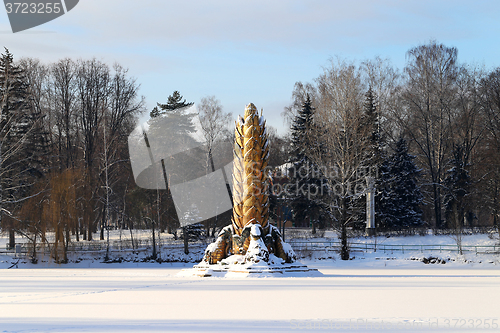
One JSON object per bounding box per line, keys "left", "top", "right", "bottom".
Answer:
{"left": 178, "top": 224, "right": 320, "bottom": 277}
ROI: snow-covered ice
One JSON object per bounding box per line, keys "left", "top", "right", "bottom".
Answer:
{"left": 1, "top": 262, "right": 500, "bottom": 332}
{"left": 1, "top": 233, "right": 500, "bottom": 332}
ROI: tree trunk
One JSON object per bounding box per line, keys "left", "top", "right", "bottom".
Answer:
{"left": 31, "top": 233, "right": 37, "bottom": 263}
{"left": 87, "top": 220, "right": 92, "bottom": 241}
{"left": 340, "top": 197, "right": 349, "bottom": 260}
{"left": 100, "top": 204, "right": 106, "bottom": 240}
{"left": 454, "top": 204, "right": 463, "bottom": 255}
{"left": 128, "top": 218, "right": 135, "bottom": 251}
{"left": 183, "top": 226, "right": 189, "bottom": 254}
{"left": 340, "top": 222, "right": 349, "bottom": 260}
{"left": 495, "top": 213, "right": 499, "bottom": 237}
{"left": 54, "top": 224, "right": 61, "bottom": 262}
{"left": 151, "top": 220, "right": 157, "bottom": 259}
{"left": 9, "top": 227, "right": 15, "bottom": 249}
{"left": 64, "top": 227, "right": 69, "bottom": 263}
{"left": 433, "top": 184, "right": 442, "bottom": 228}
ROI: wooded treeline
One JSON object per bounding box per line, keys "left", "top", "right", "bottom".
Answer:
{"left": 0, "top": 48, "right": 238, "bottom": 261}
{"left": 283, "top": 41, "right": 500, "bottom": 245}
{"left": 0, "top": 49, "right": 148, "bottom": 261}
{"left": 2, "top": 40, "right": 500, "bottom": 262}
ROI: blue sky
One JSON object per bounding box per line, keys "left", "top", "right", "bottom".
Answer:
{"left": 1, "top": 0, "right": 500, "bottom": 134}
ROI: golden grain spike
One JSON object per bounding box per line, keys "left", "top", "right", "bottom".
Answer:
{"left": 231, "top": 103, "right": 269, "bottom": 237}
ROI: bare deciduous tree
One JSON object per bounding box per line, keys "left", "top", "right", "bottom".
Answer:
{"left": 311, "top": 59, "right": 368, "bottom": 260}
{"left": 197, "top": 95, "right": 232, "bottom": 236}
{"left": 50, "top": 58, "right": 78, "bottom": 169}
{"left": 398, "top": 41, "right": 459, "bottom": 228}
{"left": 480, "top": 68, "right": 500, "bottom": 232}
{"left": 197, "top": 95, "right": 232, "bottom": 172}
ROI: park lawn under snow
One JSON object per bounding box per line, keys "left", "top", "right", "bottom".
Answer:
{"left": 1, "top": 233, "right": 500, "bottom": 332}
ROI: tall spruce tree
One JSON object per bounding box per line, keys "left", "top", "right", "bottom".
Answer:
{"left": 287, "top": 95, "right": 328, "bottom": 231}
{"left": 361, "top": 87, "right": 383, "bottom": 166}
{"left": 378, "top": 138, "right": 423, "bottom": 230}
{"left": 149, "top": 91, "right": 196, "bottom": 254}
{"left": 352, "top": 87, "right": 384, "bottom": 230}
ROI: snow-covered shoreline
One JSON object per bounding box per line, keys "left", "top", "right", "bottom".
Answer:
{"left": 1, "top": 232, "right": 499, "bottom": 270}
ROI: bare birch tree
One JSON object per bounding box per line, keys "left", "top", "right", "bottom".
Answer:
{"left": 197, "top": 95, "right": 232, "bottom": 172}
{"left": 311, "top": 59, "right": 368, "bottom": 260}
{"left": 197, "top": 95, "right": 232, "bottom": 236}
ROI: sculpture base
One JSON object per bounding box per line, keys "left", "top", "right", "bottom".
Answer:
{"left": 177, "top": 255, "right": 322, "bottom": 278}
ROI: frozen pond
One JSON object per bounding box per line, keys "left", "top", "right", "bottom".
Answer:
{"left": 1, "top": 263, "right": 500, "bottom": 332}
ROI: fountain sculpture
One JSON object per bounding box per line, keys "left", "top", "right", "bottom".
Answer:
{"left": 180, "top": 103, "right": 318, "bottom": 277}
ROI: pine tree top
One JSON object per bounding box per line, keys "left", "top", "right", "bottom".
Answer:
{"left": 1, "top": 48, "right": 30, "bottom": 120}
{"left": 290, "top": 94, "right": 315, "bottom": 158}
{"left": 391, "top": 138, "right": 420, "bottom": 174}
{"left": 363, "top": 87, "right": 377, "bottom": 119}
{"left": 1, "top": 48, "right": 26, "bottom": 86}
{"left": 158, "top": 91, "right": 193, "bottom": 111}
{"left": 360, "top": 87, "right": 384, "bottom": 167}
{"left": 1, "top": 47, "right": 14, "bottom": 64}
{"left": 148, "top": 91, "right": 197, "bottom": 138}
{"left": 150, "top": 91, "right": 194, "bottom": 118}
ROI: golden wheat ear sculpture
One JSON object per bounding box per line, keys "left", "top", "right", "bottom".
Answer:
{"left": 202, "top": 103, "right": 295, "bottom": 265}
{"left": 232, "top": 103, "right": 270, "bottom": 235}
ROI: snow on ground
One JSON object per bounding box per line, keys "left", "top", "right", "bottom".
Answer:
{"left": 1, "top": 265, "right": 500, "bottom": 332}
{"left": 1, "top": 232, "right": 500, "bottom": 332}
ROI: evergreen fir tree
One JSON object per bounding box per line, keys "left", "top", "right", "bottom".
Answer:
{"left": 148, "top": 91, "right": 198, "bottom": 254}
{"left": 361, "top": 87, "right": 383, "bottom": 166}
{"left": 147, "top": 90, "right": 199, "bottom": 167}
{"left": 444, "top": 145, "right": 471, "bottom": 229}
{"left": 0, "top": 48, "right": 31, "bottom": 156}
{"left": 375, "top": 158, "right": 393, "bottom": 230}
{"left": 378, "top": 138, "right": 423, "bottom": 230}
{"left": 0, "top": 48, "right": 42, "bottom": 246}
{"left": 150, "top": 90, "right": 194, "bottom": 118}
{"left": 0, "top": 49, "right": 35, "bottom": 202}
{"left": 148, "top": 91, "right": 197, "bottom": 145}
{"left": 287, "top": 95, "right": 328, "bottom": 230}
{"left": 352, "top": 87, "right": 384, "bottom": 230}
{"left": 22, "top": 76, "right": 50, "bottom": 183}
